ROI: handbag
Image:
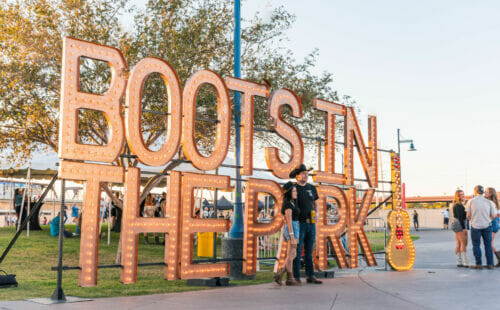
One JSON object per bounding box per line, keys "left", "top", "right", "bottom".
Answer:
{"left": 0, "top": 269, "right": 18, "bottom": 288}
{"left": 451, "top": 219, "right": 462, "bottom": 233}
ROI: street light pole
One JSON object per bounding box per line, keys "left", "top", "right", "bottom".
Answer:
{"left": 229, "top": 0, "right": 243, "bottom": 239}
{"left": 397, "top": 128, "right": 401, "bottom": 156}
{"left": 221, "top": 0, "right": 253, "bottom": 281}
{"left": 396, "top": 128, "right": 416, "bottom": 207}
{"left": 397, "top": 128, "right": 416, "bottom": 161}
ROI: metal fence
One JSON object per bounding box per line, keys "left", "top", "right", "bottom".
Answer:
{"left": 255, "top": 216, "right": 388, "bottom": 271}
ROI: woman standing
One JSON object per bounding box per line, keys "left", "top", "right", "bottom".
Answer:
{"left": 485, "top": 187, "right": 500, "bottom": 267}
{"left": 142, "top": 193, "right": 157, "bottom": 244}
{"left": 452, "top": 190, "right": 469, "bottom": 267}
{"left": 275, "top": 182, "right": 300, "bottom": 286}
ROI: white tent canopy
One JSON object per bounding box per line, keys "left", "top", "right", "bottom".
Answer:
{"left": 1, "top": 152, "right": 288, "bottom": 198}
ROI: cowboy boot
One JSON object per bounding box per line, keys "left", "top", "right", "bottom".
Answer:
{"left": 285, "top": 271, "right": 300, "bottom": 286}
{"left": 461, "top": 252, "right": 469, "bottom": 268}
{"left": 456, "top": 252, "right": 463, "bottom": 267}
{"left": 495, "top": 251, "right": 500, "bottom": 267}
{"left": 273, "top": 268, "right": 285, "bottom": 285}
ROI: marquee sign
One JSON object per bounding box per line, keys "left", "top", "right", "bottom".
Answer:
{"left": 58, "top": 37, "right": 383, "bottom": 286}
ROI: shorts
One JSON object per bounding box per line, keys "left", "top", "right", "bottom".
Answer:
{"left": 492, "top": 218, "right": 499, "bottom": 233}
{"left": 283, "top": 220, "right": 300, "bottom": 241}
{"left": 444, "top": 218, "right": 449, "bottom": 225}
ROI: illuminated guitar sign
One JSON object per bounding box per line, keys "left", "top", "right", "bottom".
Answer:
{"left": 386, "top": 153, "right": 415, "bottom": 270}
{"left": 58, "top": 37, "right": 381, "bottom": 286}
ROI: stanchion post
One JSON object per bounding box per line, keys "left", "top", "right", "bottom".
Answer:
{"left": 51, "top": 178, "right": 66, "bottom": 301}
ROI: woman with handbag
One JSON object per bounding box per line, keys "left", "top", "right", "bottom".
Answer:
{"left": 452, "top": 190, "right": 469, "bottom": 267}
{"left": 485, "top": 187, "right": 500, "bottom": 267}
{"left": 274, "top": 182, "right": 300, "bottom": 286}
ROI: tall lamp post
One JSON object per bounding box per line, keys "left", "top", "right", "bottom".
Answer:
{"left": 229, "top": 0, "right": 243, "bottom": 239}
{"left": 397, "top": 128, "right": 417, "bottom": 208}
{"left": 397, "top": 128, "right": 416, "bottom": 156}
{"left": 222, "top": 0, "right": 253, "bottom": 280}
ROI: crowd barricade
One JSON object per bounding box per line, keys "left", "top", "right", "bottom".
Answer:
{"left": 256, "top": 216, "right": 388, "bottom": 271}
{"left": 256, "top": 218, "right": 278, "bottom": 270}
{"left": 364, "top": 217, "right": 388, "bottom": 269}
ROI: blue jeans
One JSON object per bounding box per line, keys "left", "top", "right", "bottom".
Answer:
{"left": 471, "top": 226, "right": 493, "bottom": 266}
{"left": 293, "top": 222, "right": 315, "bottom": 279}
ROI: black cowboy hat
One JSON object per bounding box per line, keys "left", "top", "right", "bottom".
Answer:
{"left": 289, "top": 164, "right": 312, "bottom": 178}
{"left": 282, "top": 181, "right": 295, "bottom": 193}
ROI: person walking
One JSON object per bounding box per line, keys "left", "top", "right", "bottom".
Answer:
{"left": 466, "top": 185, "right": 496, "bottom": 269}
{"left": 452, "top": 190, "right": 469, "bottom": 267}
{"left": 275, "top": 182, "right": 300, "bottom": 286}
{"left": 13, "top": 188, "right": 24, "bottom": 225}
{"left": 485, "top": 187, "right": 500, "bottom": 267}
{"left": 442, "top": 208, "right": 450, "bottom": 229}
{"left": 290, "top": 164, "right": 322, "bottom": 284}
{"left": 412, "top": 210, "right": 419, "bottom": 231}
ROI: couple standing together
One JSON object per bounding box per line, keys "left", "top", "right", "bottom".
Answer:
{"left": 274, "top": 164, "right": 323, "bottom": 286}
{"left": 452, "top": 185, "right": 499, "bottom": 269}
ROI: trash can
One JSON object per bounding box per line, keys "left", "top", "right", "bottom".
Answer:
{"left": 197, "top": 232, "right": 214, "bottom": 257}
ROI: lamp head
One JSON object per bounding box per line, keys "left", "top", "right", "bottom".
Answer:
{"left": 408, "top": 142, "right": 417, "bottom": 151}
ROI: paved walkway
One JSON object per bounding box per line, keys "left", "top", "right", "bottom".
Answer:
{"left": 1, "top": 229, "right": 498, "bottom": 310}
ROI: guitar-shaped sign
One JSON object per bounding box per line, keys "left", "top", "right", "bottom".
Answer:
{"left": 386, "top": 152, "right": 415, "bottom": 270}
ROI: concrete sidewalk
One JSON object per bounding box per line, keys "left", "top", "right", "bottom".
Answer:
{"left": 1, "top": 230, "right": 498, "bottom": 310}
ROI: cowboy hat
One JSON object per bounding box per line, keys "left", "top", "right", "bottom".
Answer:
{"left": 289, "top": 164, "right": 312, "bottom": 178}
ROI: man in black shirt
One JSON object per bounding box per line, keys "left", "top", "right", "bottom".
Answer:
{"left": 290, "top": 164, "right": 322, "bottom": 284}
{"left": 412, "top": 210, "right": 419, "bottom": 231}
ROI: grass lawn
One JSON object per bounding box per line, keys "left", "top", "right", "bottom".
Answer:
{"left": 0, "top": 226, "right": 417, "bottom": 301}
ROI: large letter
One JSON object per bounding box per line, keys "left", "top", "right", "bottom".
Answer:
{"left": 58, "top": 161, "right": 124, "bottom": 286}
{"left": 243, "top": 178, "right": 284, "bottom": 275}
{"left": 125, "top": 57, "right": 182, "bottom": 166}
{"left": 180, "top": 173, "right": 231, "bottom": 279}
{"left": 59, "top": 37, "right": 127, "bottom": 163}
{"left": 313, "top": 99, "right": 345, "bottom": 185}
{"left": 344, "top": 108, "right": 378, "bottom": 187}
{"left": 346, "top": 188, "right": 377, "bottom": 268}
{"left": 120, "top": 168, "right": 182, "bottom": 283}
{"left": 226, "top": 77, "right": 269, "bottom": 176}
{"left": 315, "top": 185, "right": 349, "bottom": 269}
{"left": 265, "top": 89, "right": 304, "bottom": 179}
{"left": 182, "top": 70, "right": 231, "bottom": 170}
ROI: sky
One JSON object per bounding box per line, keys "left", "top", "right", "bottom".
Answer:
{"left": 132, "top": 0, "right": 500, "bottom": 196}
{"left": 235, "top": 0, "right": 500, "bottom": 196}
{"left": 128, "top": 0, "right": 500, "bottom": 196}
{"left": 8, "top": 0, "right": 498, "bottom": 198}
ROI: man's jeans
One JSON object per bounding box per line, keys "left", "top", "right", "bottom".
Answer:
{"left": 471, "top": 226, "right": 493, "bottom": 266}
{"left": 293, "top": 222, "right": 315, "bottom": 279}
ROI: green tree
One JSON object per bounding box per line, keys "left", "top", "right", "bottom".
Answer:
{"left": 0, "top": 0, "right": 129, "bottom": 163}
{"left": 0, "top": 0, "right": 357, "bottom": 260}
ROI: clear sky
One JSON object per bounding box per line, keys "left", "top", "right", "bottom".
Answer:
{"left": 118, "top": 0, "right": 500, "bottom": 196}
{"left": 19, "top": 1, "right": 496, "bottom": 197}
{"left": 237, "top": 0, "right": 500, "bottom": 196}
